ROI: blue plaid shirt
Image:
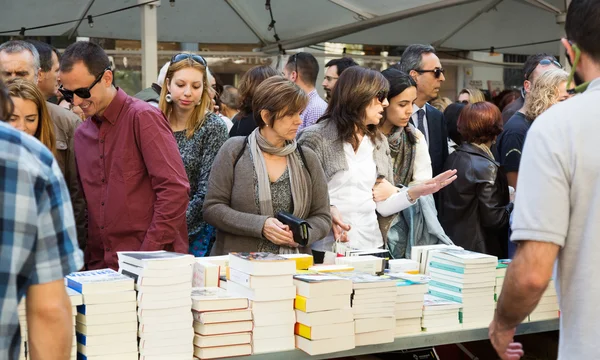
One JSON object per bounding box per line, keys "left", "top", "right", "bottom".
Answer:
{"left": 0, "top": 122, "right": 83, "bottom": 360}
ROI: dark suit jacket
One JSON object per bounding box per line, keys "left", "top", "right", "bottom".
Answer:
{"left": 425, "top": 103, "right": 449, "bottom": 178}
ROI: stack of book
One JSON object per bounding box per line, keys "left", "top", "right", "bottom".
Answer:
{"left": 494, "top": 260, "right": 510, "bottom": 307}
{"left": 193, "top": 258, "right": 221, "bottom": 288}
{"left": 421, "top": 294, "right": 461, "bottom": 332}
{"left": 191, "top": 287, "right": 252, "bottom": 359}
{"left": 66, "top": 269, "right": 138, "bottom": 360}
{"left": 529, "top": 279, "right": 560, "bottom": 322}
{"left": 67, "top": 287, "right": 83, "bottom": 359}
{"left": 17, "top": 298, "right": 27, "bottom": 360}
{"left": 388, "top": 259, "right": 420, "bottom": 274}
{"left": 335, "top": 272, "right": 397, "bottom": 346}
{"left": 117, "top": 251, "right": 195, "bottom": 360}
{"left": 226, "top": 252, "right": 297, "bottom": 354}
{"left": 293, "top": 273, "right": 354, "bottom": 355}
{"left": 389, "top": 276, "right": 428, "bottom": 337}
{"left": 427, "top": 249, "right": 497, "bottom": 329}
{"left": 411, "top": 244, "right": 463, "bottom": 274}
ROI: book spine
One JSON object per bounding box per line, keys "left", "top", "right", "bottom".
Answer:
{"left": 429, "top": 290, "right": 463, "bottom": 304}
{"left": 429, "top": 261, "right": 466, "bottom": 274}
{"left": 67, "top": 278, "right": 83, "bottom": 293}
{"left": 294, "top": 295, "right": 308, "bottom": 312}
{"left": 294, "top": 323, "right": 312, "bottom": 339}
{"left": 429, "top": 280, "right": 463, "bottom": 293}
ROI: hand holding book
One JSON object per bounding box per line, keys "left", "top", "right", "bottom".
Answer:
{"left": 262, "top": 218, "right": 298, "bottom": 248}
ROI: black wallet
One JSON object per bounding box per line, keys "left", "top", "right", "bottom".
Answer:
{"left": 276, "top": 211, "right": 311, "bottom": 247}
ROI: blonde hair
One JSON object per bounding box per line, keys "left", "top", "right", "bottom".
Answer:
{"left": 6, "top": 78, "right": 56, "bottom": 155}
{"left": 524, "top": 68, "right": 569, "bottom": 120}
{"left": 158, "top": 53, "right": 212, "bottom": 138}
{"left": 459, "top": 88, "right": 486, "bottom": 104}
{"left": 430, "top": 97, "right": 453, "bottom": 112}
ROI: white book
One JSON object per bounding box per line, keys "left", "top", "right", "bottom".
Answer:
{"left": 77, "top": 301, "right": 136, "bottom": 316}
{"left": 138, "top": 335, "right": 193, "bottom": 349}
{"left": 193, "top": 332, "right": 251, "bottom": 348}
{"left": 396, "top": 293, "right": 425, "bottom": 303}
{"left": 139, "top": 312, "right": 193, "bottom": 325}
{"left": 66, "top": 287, "right": 83, "bottom": 306}
{"left": 137, "top": 304, "right": 191, "bottom": 318}
{"left": 422, "top": 324, "right": 463, "bottom": 333}
{"left": 395, "top": 308, "right": 423, "bottom": 319}
{"left": 66, "top": 269, "right": 133, "bottom": 294}
{"left": 118, "top": 261, "right": 193, "bottom": 279}
{"left": 295, "top": 308, "right": 353, "bottom": 327}
{"left": 201, "top": 255, "right": 229, "bottom": 276}
{"left": 295, "top": 334, "right": 355, "bottom": 355}
{"left": 228, "top": 252, "right": 296, "bottom": 276}
{"left": 193, "top": 309, "right": 252, "bottom": 324}
{"left": 296, "top": 321, "right": 354, "bottom": 340}
{"left": 352, "top": 296, "right": 396, "bottom": 306}
{"left": 137, "top": 289, "right": 191, "bottom": 303}
{"left": 193, "top": 344, "right": 251, "bottom": 359}
{"left": 250, "top": 299, "right": 293, "bottom": 314}
{"left": 77, "top": 341, "right": 138, "bottom": 356}
{"left": 76, "top": 322, "right": 137, "bottom": 336}
{"left": 76, "top": 332, "right": 136, "bottom": 347}
{"left": 229, "top": 268, "right": 293, "bottom": 289}
{"left": 117, "top": 251, "right": 195, "bottom": 269}
{"left": 351, "top": 302, "right": 395, "bottom": 312}
{"left": 192, "top": 259, "right": 220, "bottom": 288}
{"left": 352, "top": 289, "right": 397, "bottom": 300}
{"left": 139, "top": 345, "right": 193, "bottom": 356}
{"left": 119, "top": 268, "right": 192, "bottom": 287}
{"left": 529, "top": 311, "right": 559, "bottom": 321}
{"left": 355, "top": 317, "right": 395, "bottom": 333}
{"left": 252, "top": 336, "right": 295, "bottom": 354}
{"left": 138, "top": 327, "right": 194, "bottom": 341}
{"left": 80, "top": 353, "right": 138, "bottom": 360}
{"left": 394, "top": 301, "right": 423, "bottom": 311}
{"left": 253, "top": 310, "right": 296, "bottom": 326}
{"left": 396, "top": 317, "right": 421, "bottom": 327}
{"left": 355, "top": 329, "right": 395, "bottom": 346}
{"left": 76, "top": 311, "right": 137, "bottom": 326}
{"left": 335, "top": 256, "right": 383, "bottom": 274}
{"left": 82, "top": 291, "right": 136, "bottom": 305}
{"left": 423, "top": 294, "right": 462, "bottom": 310}
{"left": 136, "top": 296, "right": 192, "bottom": 310}
{"left": 227, "top": 281, "right": 296, "bottom": 302}
{"left": 139, "top": 320, "right": 192, "bottom": 333}
{"left": 252, "top": 323, "right": 294, "bottom": 340}
{"left": 191, "top": 287, "right": 248, "bottom": 312}
{"left": 135, "top": 282, "right": 192, "bottom": 294}
{"left": 295, "top": 294, "right": 351, "bottom": 313}
{"left": 419, "top": 245, "right": 464, "bottom": 274}
{"left": 193, "top": 320, "right": 253, "bottom": 336}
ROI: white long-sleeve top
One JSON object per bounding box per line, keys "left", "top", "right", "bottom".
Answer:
{"left": 411, "top": 128, "right": 433, "bottom": 184}
{"left": 311, "top": 136, "right": 413, "bottom": 252}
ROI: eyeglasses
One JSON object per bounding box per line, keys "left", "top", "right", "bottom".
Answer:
{"left": 376, "top": 90, "right": 388, "bottom": 103}
{"left": 324, "top": 76, "right": 339, "bottom": 82}
{"left": 415, "top": 68, "right": 445, "bottom": 79}
{"left": 290, "top": 54, "right": 299, "bottom": 76}
{"left": 525, "top": 58, "right": 562, "bottom": 80}
{"left": 58, "top": 66, "right": 110, "bottom": 103}
{"left": 171, "top": 53, "right": 207, "bottom": 67}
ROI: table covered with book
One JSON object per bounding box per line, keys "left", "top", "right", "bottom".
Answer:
{"left": 16, "top": 246, "right": 560, "bottom": 360}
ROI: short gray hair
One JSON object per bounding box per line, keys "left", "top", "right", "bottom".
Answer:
{"left": 397, "top": 44, "right": 436, "bottom": 73}
{"left": 0, "top": 40, "right": 41, "bottom": 79}
{"left": 220, "top": 85, "right": 239, "bottom": 110}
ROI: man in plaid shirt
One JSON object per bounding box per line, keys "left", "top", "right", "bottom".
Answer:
{"left": 0, "top": 85, "right": 83, "bottom": 360}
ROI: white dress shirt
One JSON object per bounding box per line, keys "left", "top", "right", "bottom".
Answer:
{"left": 311, "top": 136, "right": 413, "bottom": 252}
{"left": 412, "top": 103, "right": 430, "bottom": 146}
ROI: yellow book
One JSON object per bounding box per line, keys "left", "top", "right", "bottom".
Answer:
{"left": 281, "top": 254, "right": 314, "bottom": 270}
{"left": 294, "top": 295, "right": 308, "bottom": 312}
{"left": 295, "top": 322, "right": 312, "bottom": 339}
{"left": 308, "top": 264, "right": 354, "bottom": 273}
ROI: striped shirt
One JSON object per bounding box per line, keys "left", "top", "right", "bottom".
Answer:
{"left": 299, "top": 89, "right": 328, "bottom": 130}
{"left": 0, "top": 122, "right": 83, "bottom": 360}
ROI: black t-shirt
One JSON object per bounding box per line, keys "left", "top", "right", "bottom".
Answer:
{"left": 494, "top": 111, "right": 532, "bottom": 173}
{"left": 229, "top": 113, "right": 257, "bottom": 137}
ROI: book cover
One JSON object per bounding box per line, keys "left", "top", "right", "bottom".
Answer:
{"left": 66, "top": 269, "right": 133, "bottom": 294}
{"left": 229, "top": 252, "right": 296, "bottom": 276}
{"left": 332, "top": 271, "right": 397, "bottom": 289}
{"left": 191, "top": 287, "right": 248, "bottom": 312}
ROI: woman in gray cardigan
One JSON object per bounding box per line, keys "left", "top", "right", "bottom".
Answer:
{"left": 298, "top": 67, "right": 456, "bottom": 262}
{"left": 203, "top": 76, "right": 331, "bottom": 255}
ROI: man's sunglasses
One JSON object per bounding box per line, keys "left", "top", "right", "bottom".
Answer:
{"left": 171, "top": 53, "right": 207, "bottom": 67}
{"left": 58, "top": 66, "right": 111, "bottom": 103}
{"left": 525, "top": 59, "right": 562, "bottom": 80}
{"left": 376, "top": 90, "right": 388, "bottom": 103}
{"left": 416, "top": 68, "right": 445, "bottom": 79}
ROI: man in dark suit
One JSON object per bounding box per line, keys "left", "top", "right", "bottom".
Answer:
{"left": 394, "top": 44, "right": 449, "bottom": 178}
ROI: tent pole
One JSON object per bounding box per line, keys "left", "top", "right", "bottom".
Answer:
{"left": 258, "top": 0, "right": 480, "bottom": 53}
{"left": 432, "top": 0, "right": 504, "bottom": 48}
{"left": 139, "top": 0, "right": 160, "bottom": 88}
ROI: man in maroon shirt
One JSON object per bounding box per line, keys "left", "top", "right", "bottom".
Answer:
{"left": 58, "top": 41, "right": 190, "bottom": 270}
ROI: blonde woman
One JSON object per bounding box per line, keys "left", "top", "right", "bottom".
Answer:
{"left": 495, "top": 68, "right": 570, "bottom": 189}
{"left": 7, "top": 78, "right": 56, "bottom": 155}
{"left": 458, "top": 88, "right": 486, "bottom": 104}
{"left": 158, "top": 53, "right": 229, "bottom": 256}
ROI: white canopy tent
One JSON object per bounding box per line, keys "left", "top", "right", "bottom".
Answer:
{"left": 0, "top": 0, "right": 569, "bottom": 86}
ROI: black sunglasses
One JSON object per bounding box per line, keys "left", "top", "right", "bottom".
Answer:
{"left": 525, "top": 59, "right": 562, "bottom": 80}
{"left": 376, "top": 90, "right": 388, "bottom": 103}
{"left": 171, "top": 53, "right": 207, "bottom": 67}
{"left": 416, "top": 68, "right": 445, "bottom": 79}
{"left": 58, "top": 66, "right": 110, "bottom": 103}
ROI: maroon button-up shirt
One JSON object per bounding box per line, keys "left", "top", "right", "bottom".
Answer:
{"left": 74, "top": 88, "right": 190, "bottom": 270}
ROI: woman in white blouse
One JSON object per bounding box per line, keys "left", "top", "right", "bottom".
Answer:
{"left": 298, "top": 67, "right": 456, "bottom": 262}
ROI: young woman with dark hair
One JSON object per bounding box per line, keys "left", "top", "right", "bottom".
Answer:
{"left": 299, "top": 67, "right": 456, "bottom": 262}
{"left": 439, "top": 102, "right": 512, "bottom": 258}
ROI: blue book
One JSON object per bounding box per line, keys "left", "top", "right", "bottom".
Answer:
{"left": 66, "top": 269, "right": 133, "bottom": 294}
{"left": 76, "top": 332, "right": 87, "bottom": 346}
{"left": 429, "top": 280, "right": 464, "bottom": 294}
{"left": 429, "top": 289, "right": 463, "bottom": 304}
{"left": 429, "top": 261, "right": 465, "bottom": 274}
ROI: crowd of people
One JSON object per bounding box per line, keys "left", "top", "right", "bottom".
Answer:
{"left": 2, "top": 0, "right": 600, "bottom": 358}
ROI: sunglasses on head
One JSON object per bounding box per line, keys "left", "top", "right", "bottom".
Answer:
{"left": 525, "top": 58, "right": 562, "bottom": 80}
{"left": 58, "top": 66, "right": 111, "bottom": 104}
{"left": 171, "top": 53, "right": 207, "bottom": 67}
{"left": 416, "top": 68, "right": 445, "bottom": 79}
{"left": 376, "top": 90, "right": 388, "bottom": 103}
